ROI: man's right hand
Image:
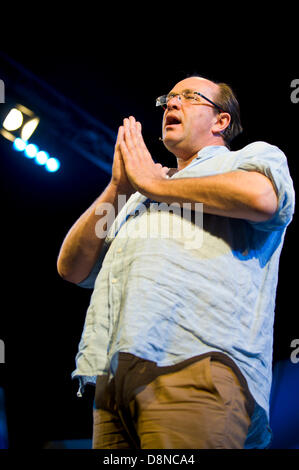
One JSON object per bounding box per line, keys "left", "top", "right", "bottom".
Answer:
{"left": 110, "top": 125, "right": 135, "bottom": 196}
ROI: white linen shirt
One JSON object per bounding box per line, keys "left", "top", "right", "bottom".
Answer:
{"left": 72, "top": 142, "right": 295, "bottom": 449}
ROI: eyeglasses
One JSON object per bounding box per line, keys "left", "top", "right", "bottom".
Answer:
{"left": 156, "top": 90, "right": 224, "bottom": 112}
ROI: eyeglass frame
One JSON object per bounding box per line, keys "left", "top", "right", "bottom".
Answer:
{"left": 156, "top": 90, "right": 224, "bottom": 113}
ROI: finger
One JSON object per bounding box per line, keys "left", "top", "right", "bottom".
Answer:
{"left": 124, "top": 117, "right": 135, "bottom": 142}
{"left": 129, "top": 116, "right": 142, "bottom": 148}
{"left": 128, "top": 116, "right": 139, "bottom": 146}
{"left": 135, "top": 121, "right": 150, "bottom": 153}
{"left": 162, "top": 166, "right": 170, "bottom": 177}
{"left": 115, "top": 125, "right": 124, "bottom": 144}
{"left": 119, "top": 138, "right": 131, "bottom": 166}
{"left": 155, "top": 163, "right": 169, "bottom": 178}
{"left": 124, "top": 116, "right": 136, "bottom": 130}
{"left": 125, "top": 117, "right": 153, "bottom": 164}
{"left": 129, "top": 115, "right": 136, "bottom": 126}
{"left": 120, "top": 122, "right": 137, "bottom": 163}
{"left": 123, "top": 118, "right": 133, "bottom": 148}
{"left": 115, "top": 127, "right": 125, "bottom": 155}
{"left": 124, "top": 117, "right": 141, "bottom": 159}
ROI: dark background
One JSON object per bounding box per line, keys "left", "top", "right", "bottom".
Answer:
{"left": 0, "top": 27, "right": 298, "bottom": 449}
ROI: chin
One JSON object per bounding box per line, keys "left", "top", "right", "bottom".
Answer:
{"left": 163, "top": 136, "right": 183, "bottom": 153}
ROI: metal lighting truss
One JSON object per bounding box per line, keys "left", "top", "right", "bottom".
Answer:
{"left": 0, "top": 51, "right": 116, "bottom": 174}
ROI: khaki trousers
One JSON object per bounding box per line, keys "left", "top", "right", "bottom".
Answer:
{"left": 92, "top": 356, "right": 254, "bottom": 449}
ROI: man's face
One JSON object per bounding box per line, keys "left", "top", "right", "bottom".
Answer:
{"left": 162, "top": 77, "right": 220, "bottom": 159}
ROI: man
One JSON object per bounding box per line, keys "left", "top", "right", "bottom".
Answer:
{"left": 57, "top": 76, "right": 295, "bottom": 449}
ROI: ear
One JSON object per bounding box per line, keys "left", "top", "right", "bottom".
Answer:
{"left": 211, "top": 112, "right": 231, "bottom": 135}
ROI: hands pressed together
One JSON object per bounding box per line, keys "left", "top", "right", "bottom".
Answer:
{"left": 108, "top": 116, "right": 276, "bottom": 225}
{"left": 111, "top": 116, "right": 169, "bottom": 197}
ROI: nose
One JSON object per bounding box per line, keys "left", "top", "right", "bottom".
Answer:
{"left": 166, "top": 94, "right": 182, "bottom": 111}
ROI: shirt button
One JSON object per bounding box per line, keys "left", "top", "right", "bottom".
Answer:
{"left": 111, "top": 278, "right": 117, "bottom": 284}
{"left": 116, "top": 248, "right": 122, "bottom": 253}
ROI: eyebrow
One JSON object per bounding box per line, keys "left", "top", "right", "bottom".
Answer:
{"left": 168, "top": 88, "right": 195, "bottom": 94}
{"left": 166, "top": 88, "right": 223, "bottom": 111}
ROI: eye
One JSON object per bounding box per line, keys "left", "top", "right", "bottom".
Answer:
{"left": 167, "top": 93, "right": 178, "bottom": 101}
{"left": 184, "top": 92, "right": 199, "bottom": 101}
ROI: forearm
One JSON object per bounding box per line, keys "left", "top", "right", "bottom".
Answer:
{"left": 57, "top": 182, "right": 133, "bottom": 284}
{"left": 141, "top": 170, "right": 278, "bottom": 222}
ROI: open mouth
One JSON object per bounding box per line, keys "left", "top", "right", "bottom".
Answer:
{"left": 165, "top": 115, "right": 182, "bottom": 128}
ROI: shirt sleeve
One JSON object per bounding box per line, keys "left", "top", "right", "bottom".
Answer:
{"left": 76, "top": 241, "right": 110, "bottom": 289}
{"left": 235, "top": 141, "right": 295, "bottom": 231}
{"left": 76, "top": 192, "right": 141, "bottom": 289}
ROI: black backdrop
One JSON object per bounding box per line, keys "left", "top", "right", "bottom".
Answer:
{"left": 0, "top": 34, "right": 298, "bottom": 449}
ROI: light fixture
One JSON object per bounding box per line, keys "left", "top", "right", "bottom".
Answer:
{"left": 3, "top": 108, "right": 23, "bottom": 131}
{"left": 35, "top": 150, "right": 49, "bottom": 166}
{"left": 11, "top": 138, "right": 61, "bottom": 173}
{"left": 24, "top": 143, "right": 39, "bottom": 158}
{"left": 1, "top": 104, "right": 61, "bottom": 174}
{"left": 45, "top": 157, "right": 60, "bottom": 172}
{"left": 13, "top": 137, "right": 27, "bottom": 151}
{"left": 21, "top": 117, "right": 40, "bottom": 141}
{"left": 1, "top": 104, "right": 39, "bottom": 141}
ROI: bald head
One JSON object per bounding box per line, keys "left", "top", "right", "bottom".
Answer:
{"left": 170, "top": 76, "right": 220, "bottom": 103}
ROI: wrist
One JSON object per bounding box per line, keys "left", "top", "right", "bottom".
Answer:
{"left": 108, "top": 180, "right": 135, "bottom": 198}
{"left": 139, "top": 177, "right": 169, "bottom": 201}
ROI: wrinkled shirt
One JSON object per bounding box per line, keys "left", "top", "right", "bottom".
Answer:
{"left": 72, "top": 142, "right": 295, "bottom": 449}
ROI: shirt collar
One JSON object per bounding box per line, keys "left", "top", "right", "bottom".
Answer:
{"left": 195, "top": 145, "right": 230, "bottom": 160}
{"left": 170, "top": 145, "right": 230, "bottom": 177}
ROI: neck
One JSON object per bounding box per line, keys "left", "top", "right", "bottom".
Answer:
{"left": 176, "top": 153, "right": 199, "bottom": 171}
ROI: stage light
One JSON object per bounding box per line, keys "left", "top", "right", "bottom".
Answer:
{"left": 3, "top": 108, "right": 23, "bottom": 131}
{"left": 1, "top": 103, "right": 61, "bottom": 174}
{"left": 11, "top": 138, "right": 61, "bottom": 173}
{"left": 1, "top": 104, "right": 39, "bottom": 141}
{"left": 21, "top": 117, "right": 40, "bottom": 141}
{"left": 45, "top": 157, "right": 60, "bottom": 172}
{"left": 24, "top": 143, "right": 39, "bottom": 158}
{"left": 35, "top": 150, "right": 49, "bottom": 165}
{"left": 13, "top": 137, "right": 27, "bottom": 151}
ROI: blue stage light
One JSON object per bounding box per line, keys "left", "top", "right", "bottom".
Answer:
{"left": 11, "top": 138, "right": 61, "bottom": 173}
{"left": 45, "top": 157, "right": 60, "bottom": 172}
{"left": 35, "top": 150, "right": 49, "bottom": 165}
{"left": 13, "top": 137, "right": 27, "bottom": 151}
{"left": 24, "top": 143, "right": 39, "bottom": 158}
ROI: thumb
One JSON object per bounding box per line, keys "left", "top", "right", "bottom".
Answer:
{"left": 162, "top": 166, "right": 170, "bottom": 178}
